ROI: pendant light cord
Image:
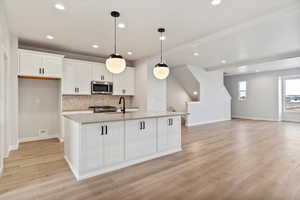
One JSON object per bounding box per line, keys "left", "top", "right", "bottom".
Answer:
{"left": 160, "top": 32, "right": 163, "bottom": 63}
{"left": 114, "top": 17, "right": 117, "bottom": 54}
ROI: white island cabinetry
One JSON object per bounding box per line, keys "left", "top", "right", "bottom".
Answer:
{"left": 64, "top": 113, "right": 184, "bottom": 180}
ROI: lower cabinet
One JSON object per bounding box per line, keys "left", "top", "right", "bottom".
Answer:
{"left": 157, "top": 116, "right": 181, "bottom": 152}
{"left": 68, "top": 116, "right": 182, "bottom": 179}
{"left": 125, "top": 119, "right": 156, "bottom": 160}
{"left": 80, "top": 121, "right": 124, "bottom": 173}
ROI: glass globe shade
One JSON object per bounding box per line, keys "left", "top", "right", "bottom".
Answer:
{"left": 106, "top": 54, "right": 126, "bottom": 74}
{"left": 153, "top": 63, "right": 170, "bottom": 80}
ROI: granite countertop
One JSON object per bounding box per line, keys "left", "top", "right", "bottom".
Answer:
{"left": 63, "top": 111, "right": 188, "bottom": 124}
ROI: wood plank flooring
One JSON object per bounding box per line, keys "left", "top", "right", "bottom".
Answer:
{"left": 1, "top": 119, "right": 300, "bottom": 200}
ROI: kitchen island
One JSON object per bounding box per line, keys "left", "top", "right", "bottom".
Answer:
{"left": 63, "top": 111, "right": 186, "bottom": 180}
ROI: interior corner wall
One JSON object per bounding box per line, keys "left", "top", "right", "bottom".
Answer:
{"left": 167, "top": 73, "right": 191, "bottom": 112}
{"left": 224, "top": 68, "right": 300, "bottom": 122}
{"left": 133, "top": 57, "right": 167, "bottom": 112}
{"left": 186, "top": 66, "right": 231, "bottom": 126}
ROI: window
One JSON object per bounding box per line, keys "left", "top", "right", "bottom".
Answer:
{"left": 284, "top": 78, "right": 300, "bottom": 112}
{"left": 238, "top": 81, "right": 247, "bottom": 101}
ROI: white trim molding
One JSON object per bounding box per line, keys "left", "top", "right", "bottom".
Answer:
{"left": 232, "top": 116, "right": 280, "bottom": 122}
{"left": 186, "top": 118, "right": 231, "bottom": 127}
{"left": 19, "top": 135, "right": 60, "bottom": 143}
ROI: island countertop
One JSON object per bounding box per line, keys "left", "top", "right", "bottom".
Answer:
{"left": 63, "top": 111, "right": 187, "bottom": 124}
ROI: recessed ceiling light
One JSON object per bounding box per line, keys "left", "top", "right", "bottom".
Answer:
{"left": 255, "top": 70, "right": 260, "bottom": 72}
{"left": 160, "top": 36, "right": 166, "bottom": 41}
{"left": 117, "top": 23, "right": 126, "bottom": 29}
{"left": 211, "top": 0, "right": 222, "bottom": 6}
{"left": 46, "top": 35, "right": 54, "bottom": 40}
{"left": 193, "top": 91, "right": 198, "bottom": 95}
{"left": 193, "top": 52, "right": 199, "bottom": 56}
{"left": 127, "top": 51, "right": 133, "bottom": 55}
{"left": 54, "top": 3, "right": 65, "bottom": 10}
{"left": 221, "top": 60, "right": 227, "bottom": 64}
{"left": 92, "top": 44, "right": 99, "bottom": 48}
{"left": 238, "top": 66, "right": 247, "bottom": 70}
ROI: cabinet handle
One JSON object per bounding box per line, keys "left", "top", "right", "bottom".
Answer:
{"left": 101, "top": 126, "right": 104, "bottom": 135}
{"left": 39, "top": 68, "right": 41, "bottom": 74}
{"left": 140, "top": 122, "right": 142, "bottom": 130}
{"left": 103, "top": 75, "right": 105, "bottom": 80}
{"left": 122, "top": 89, "right": 126, "bottom": 94}
{"left": 78, "top": 88, "right": 80, "bottom": 93}
{"left": 142, "top": 121, "right": 145, "bottom": 130}
{"left": 42, "top": 68, "right": 45, "bottom": 74}
{"left": 105, "top": 125, "right": 108, "bottom": 135}
{"left": 171, "top": 119, "right": 173, "bottom": 126}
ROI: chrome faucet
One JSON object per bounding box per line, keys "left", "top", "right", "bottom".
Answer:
{"left": 119, "top": 96, "right": 126, "bottom": 114}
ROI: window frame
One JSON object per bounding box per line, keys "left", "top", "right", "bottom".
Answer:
{"left": 238, "top": 80, "right": 247, "bottom": 101}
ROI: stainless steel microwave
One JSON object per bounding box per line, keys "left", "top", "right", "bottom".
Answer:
{"left": 91, "top": 81, "right": 113, "bottom": 95}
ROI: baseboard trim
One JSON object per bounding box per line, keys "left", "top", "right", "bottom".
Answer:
{"left": 65, "top": 147, "right": 182, "bottom": 181}
{"left": 9, "top": 143, "right": 19, "bottom": 151}
{"left": 186, "top": 118, "right": 231, "bottom": 127}
{"left": 19, "top": 135, "right": 59, "bottom": 143}
{"left": 232, "top": 116, "right": 280, "bottom": 122}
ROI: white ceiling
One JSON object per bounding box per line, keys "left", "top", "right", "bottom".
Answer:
{"left": 223, "top": 57, "right": 300, "bottom": 76}
{"left": 4, "top": 0, "right": 299, "bottom": 66}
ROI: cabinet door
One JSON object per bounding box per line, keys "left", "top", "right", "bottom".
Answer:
{"left": 77, "top": 62, "right": 92, "bottom": 95}
{"left": 157, "top": 116, "right": 181, "bottom": 152}
{"left": 92, "top": 63, "right": 113, "bottom": 82}
{"left": 81, "top": 124, "right": 103, "bottom": 172}
{"left": 113, "top": 67, "right": 135, "bottom": 96}
{"left": 43, "top": 56, "right": 63, "bottom": 78}
{"left": 63, "top": 60, "right": 92, "bottom": 95}
{"left": 19, "top": 51, "right": 43, "bottom": 76}
{"left": 63, "top": 60, "right": 77, "bottom": 94}
{"left": 167, "top": 116, "right": 181, "bottom": 148}
{"left": 102, "top": 121, "right": 124, "bottom": 166}
{"left": 125, "top": 118, "right": 156, "bottom": 160}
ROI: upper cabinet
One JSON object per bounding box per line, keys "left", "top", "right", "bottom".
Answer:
{"left": 92, "top": 63, "right": 113, "bottom": 82}
{"left": 18, "top": 49, "right": 64, "bottom": 78}
{"left": 113, "top": 67, "right": 135, "bottom": 96}
{"left": 63, "top": 59, "right": 92, "bottom": 95}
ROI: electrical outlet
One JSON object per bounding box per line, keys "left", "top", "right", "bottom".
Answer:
{"left": 39, "top": 129, "right": 48, "bottom": 136}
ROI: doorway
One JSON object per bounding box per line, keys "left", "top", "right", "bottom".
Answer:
{"left": 281, "top": 76, "right": 300, "bottom": 122}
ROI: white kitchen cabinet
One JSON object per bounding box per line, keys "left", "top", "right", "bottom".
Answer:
{"left": 102, "top": 121, "right": 125, "bottom": 166}
{"left": 157, "top": 116, "right": 181, "bottom": 151}
{"left": 80, "top": 121, "right": 124, "bottom": 173}
{"left": 18, "top": 49, "right": 63, "bottom": 78}
{"left": 81, "top": 124, "right": 103, "bottom": 173}
{"left": 92, "top": 63, "right": 113, "bottom": 82}
{"left": 125, "top": 118, "right": 156, "bottom": 160}
{"left": 63, "top": 59, "right": 92, "bottom": 95}
{"left": 113, "top": 67, "right": 135, "bottom": 96}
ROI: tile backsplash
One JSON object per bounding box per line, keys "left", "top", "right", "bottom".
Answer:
{"left": 62, "top": 95, "right": 133, "bottom": 111}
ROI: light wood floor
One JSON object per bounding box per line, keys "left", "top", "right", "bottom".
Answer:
{"left": 1, "top": 119, "right": 300, "bottom": 200}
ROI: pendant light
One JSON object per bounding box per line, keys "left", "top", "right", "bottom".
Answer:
{"left": 106, "top": 11, "right": 126, "bottom": 74}
{"left": 153, "top": 28, "right": 169, "bottom": 80}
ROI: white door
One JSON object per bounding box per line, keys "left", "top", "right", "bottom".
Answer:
{"left": 102, "top": 121, "right": 124, "bottom": 166}
{"left": 167, "top": 116, "right": 181, "bottom": 148}
{"left": 63, "top": 60, "right": 77, "bottom": 94}
{"left": 113, "top": 67, "right": 135, "bottom": 95}
{"left": 19, "top": 51, "right": 43, "bottom": 76}
{"left": 125, "top": 118, "right": 156, "bottom": 160}
{"left": 81, "top": 124, "right": 103, "bottom": 172}
{"left": 92, "top": 63, "right": 113, "bottom": 82}
{"left": 158, "top": 116, "right": 181, "bottom": 151}
{"left": 43, "top": 56, "right": 63, "bottom": 78}
{"left": 76, "top": 62, "right": 92, "bottom": 95}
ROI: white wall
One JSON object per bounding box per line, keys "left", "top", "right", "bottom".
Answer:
{"left": 0, "top": 0, "right": 16, "bottom": 173}
{"left": 133, "top": 57, "right": 167, "bottom": 112}
{"left": 19, "top": 79, "right": 60, "bottom": 141}
{"left": 224, "top": 68, "right": 300, "bottom": 122}
{"left": 186, "top": 66, "right": 231, "bottom": 126}
{"left": 167, "top": 73, "right": 191, "bottom": 112}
